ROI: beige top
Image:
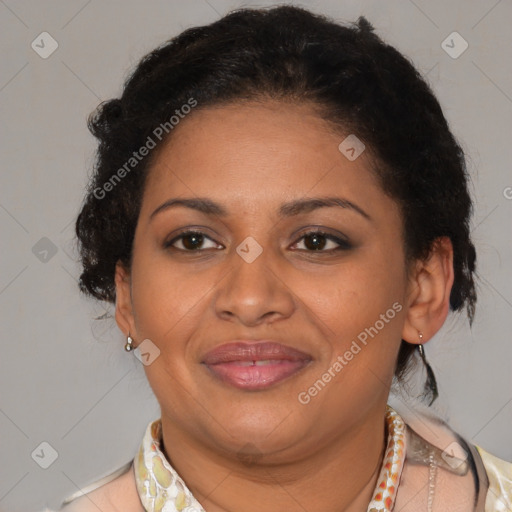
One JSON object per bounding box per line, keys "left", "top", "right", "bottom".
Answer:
{"left": 58, "top": 406, "right": 512, "bottom": 512}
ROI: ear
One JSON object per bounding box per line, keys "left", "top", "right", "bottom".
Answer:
{"left": 401, "top": 236, "right": 454, "bottom": 344}
{"left": 114, "top": 260, "right": 137, "bottom": 339}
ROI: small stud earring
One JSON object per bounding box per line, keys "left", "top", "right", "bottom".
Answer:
{"left": 125, "top": 333, "right": 134, "bottom": 352}
{"left": 418, "top": 332, "right": 425, "bottom": 358}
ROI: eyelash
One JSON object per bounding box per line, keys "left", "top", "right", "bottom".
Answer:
{"left": 164, "top": 229, "right": 352, "bottom": 253}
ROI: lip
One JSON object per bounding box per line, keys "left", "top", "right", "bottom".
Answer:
{"left": 202, "top": 341, "right": 312, "bottom": 390}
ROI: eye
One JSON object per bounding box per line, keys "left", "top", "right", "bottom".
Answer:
{"left": 164, "top": 229, "right": 351, "bottom": 253}
{"left": 164, "top": 230, "right": 222, "bottom": 251}
{"left": 291, "top": 230, "right": 351, "bottom": 252}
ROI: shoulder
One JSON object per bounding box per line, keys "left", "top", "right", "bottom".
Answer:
{"left": 397, "top": 402, "right": 512, "bottom": 511}
{"left": 476, "top": 445, "right": 512, "bottom": 511}
{"left": 58, "top": 461, "right": 145, "bottom": 512}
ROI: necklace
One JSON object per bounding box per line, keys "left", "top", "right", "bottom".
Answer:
{"left": 427, "top": 452, "right": 438, "bottom": 512}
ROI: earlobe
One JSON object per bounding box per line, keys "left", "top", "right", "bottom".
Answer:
{"left": 114, "top": 260, "right": 136, "bottom": 337}
{"left": 401, "top": 237, "right": 454, "bottom": 344}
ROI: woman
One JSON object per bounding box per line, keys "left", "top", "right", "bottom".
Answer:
{"left": 60, "top": 5, "right": 511, "bottom": 511}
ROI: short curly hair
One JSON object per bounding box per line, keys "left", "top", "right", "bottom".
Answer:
{"left": 75, "top": 5, "right": 477, "bottom": 399}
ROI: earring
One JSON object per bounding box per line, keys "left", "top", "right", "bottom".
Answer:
{"left": 417, "top": 332, "right": 439, "bottom": 406}
{"left": 125, "top": 333, "right": 134, "bottom": 352}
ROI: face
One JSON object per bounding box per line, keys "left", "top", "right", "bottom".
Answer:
{"left": 116, "top": 100, "right": 413, "bottom": 462}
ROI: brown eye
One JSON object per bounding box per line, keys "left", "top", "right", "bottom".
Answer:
{"left": 292, "top": 231, "right": 351, "bottom": 252}
{"left": 165, "top": 231, "right": 221, "bottom": 251}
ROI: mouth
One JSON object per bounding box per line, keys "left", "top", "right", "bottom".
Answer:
{"left": 201, "top": 341, "right": 312, "bottom": 390}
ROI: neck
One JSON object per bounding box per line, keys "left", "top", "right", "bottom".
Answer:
{"left": 159, "top": 405, "right": 388, "bottom": 512}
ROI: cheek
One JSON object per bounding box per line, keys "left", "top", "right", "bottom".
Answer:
{"left": 304, "top": 246, "right": 406, "bottom": 336}
{"left": 129, "top": 245, "right": 209, "bottom": 345}
{"left": 310, "top": 245, "right": 407, "bottom": 385}
{"left": 297, "top": 261, "right": 406, "bottom": 418}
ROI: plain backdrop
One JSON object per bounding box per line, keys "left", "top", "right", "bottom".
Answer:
{"left": 0, "top": 1, "right": 511, "bottom": 511}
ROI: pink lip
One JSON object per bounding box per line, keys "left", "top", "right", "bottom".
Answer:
{"left": 202, "top": 341, "right": 312, "bottom": 390}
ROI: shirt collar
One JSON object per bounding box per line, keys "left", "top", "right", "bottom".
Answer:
{"left": 134, "top": 405, "right": 406, "bottom": 512}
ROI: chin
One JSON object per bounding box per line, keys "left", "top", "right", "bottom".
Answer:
{"left": 207, "top": 403, "right": 302, "bottom": 456}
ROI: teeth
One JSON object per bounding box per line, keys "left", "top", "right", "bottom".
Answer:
{"left": 230, "top": 360, "right": 286, "bottom": 366}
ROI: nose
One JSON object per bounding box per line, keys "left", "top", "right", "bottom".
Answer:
{"left": 213, "top": 244, "right": 296, "bottom": 327}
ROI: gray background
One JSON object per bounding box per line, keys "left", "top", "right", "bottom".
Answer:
{"left": 0, "top": 1, "right": 511, "bottom": 511}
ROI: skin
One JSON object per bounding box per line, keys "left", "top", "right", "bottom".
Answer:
{"left": 115, "top": 99, "right": 454, "bottom": 512}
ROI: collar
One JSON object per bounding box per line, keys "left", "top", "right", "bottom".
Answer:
{"left": 134, "top": 405, "right": 406, "bottom": 512}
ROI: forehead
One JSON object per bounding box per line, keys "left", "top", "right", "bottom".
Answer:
{"left": 140, "top": 100, "right": 390, "bottom": 218}
{"left": 149, "top": 100, "right": 343, "bottom": 170}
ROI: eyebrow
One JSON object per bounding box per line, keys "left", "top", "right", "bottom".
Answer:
{"left": 149, "top": 196, "right": 371, "bottom": 221}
